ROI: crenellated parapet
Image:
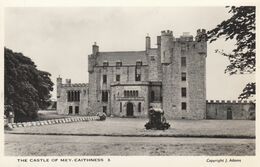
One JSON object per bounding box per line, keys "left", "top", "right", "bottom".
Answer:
{"left": 57, "top": 76, "right": 88, "bottom": 88}
{"left": 161, "top": 30, "right": 173, "bottom": 36}
{"left": 195, "top": 29, "right": 207, "bottom": 42}
{"left": 61, "top": 83, "right": 88, "bottom": 88}
{"left": 206, "top": 100, "right": 255, "bottom": 104}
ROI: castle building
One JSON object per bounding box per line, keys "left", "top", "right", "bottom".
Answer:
{"left": 57, "top": 29, "right": 208, "bottom": 119}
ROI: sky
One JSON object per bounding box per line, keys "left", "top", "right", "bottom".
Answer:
{"left": 4, "top": 7, "right": 255, "bottom": 100}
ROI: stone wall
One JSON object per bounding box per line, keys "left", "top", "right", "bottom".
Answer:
{"left": 57, "top": 80, "right": 89, "bottom": 115}
{"left": 206, "top": 100, "right": 255, "bottom": 120}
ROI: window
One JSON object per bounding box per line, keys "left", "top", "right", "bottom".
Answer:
{"left": 151, "top": 91, "right": 155, "bottom": 102}
{"left": 181, "top": 87, "right": 187, "bottom": 97}
{"left": 181, "top": 57, "right": 186, "bottom": 67}
{"left": 136, "top": 61, "right": 142, "bottom": 66}
{"left": 67, "top": 91, "right": 80, "bottom": 102}
{"left": 120, "top": 102, "right": 122, "bottom": 113}
{"left": 67, "top": 91, "right": 70, "bottom": 102}
{"left": 75, "top": 106, "right": 79, "bottom": 114}
{"left": 102, "top": 91, "right": 108, "bottom": 102}
{"left": 116, "top": 75, "right": 120, "bottom": 82}
{"left": 138, "top": 102, "right": 141, "bottom": 112}
{"left": 135, "top": 61, "right": 142, "bottom": 81}
{"left": 116, "top": 61, "right": 122, "bottom": 69}
{"left": 103, "top": 75, "right": 107, "bottom": 84}
{"left": 103, "top": 106, "right": 107, "bottom": 114}
{"left": 78, "top": 91, "right": 80, "bottom": 101}
{"left": 181, "top": 102, "right": 187, "bottom": 110}
{"left": 181, "top": 72, "right": 186, "bottom": 81}
{"left": 150, "top": 56, "right": 155, "bottom": 61}
{"left": 103, "top": 61, "right": 109, "bottom": 67}
{"left": 135, "top": 74, "right": 141, "bottom": 81}
{"left": 69, "top": 106, "right": 73, "bottom": 114}
{"left": 124, "top": 90, "right": 139, "bottom": 97}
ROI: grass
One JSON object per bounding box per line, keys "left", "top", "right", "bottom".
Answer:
{"left": 5, "top": 134, "right": 255, "bottom": 156}
{"left": 8, "top": 118, "right": 255, "bottom": 138}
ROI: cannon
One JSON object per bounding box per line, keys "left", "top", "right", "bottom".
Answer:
{"left": 145, "top": 107, "right": 170, "bottom": 130}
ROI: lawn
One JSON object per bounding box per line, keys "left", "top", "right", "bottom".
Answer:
{"left": 7, "top": 118, "right": 255, "bottom": 137}
{"left": 5, "top": 134, "right": 255, "bottom": 156}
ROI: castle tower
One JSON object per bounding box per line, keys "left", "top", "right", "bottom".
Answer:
{"left": 160, "top": 30, "right": 173, "bottom": 64}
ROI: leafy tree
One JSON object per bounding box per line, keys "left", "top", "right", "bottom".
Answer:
{"left": 4, "top": 48, "right": 54, "bottom": 122}
{"left": 207, "top": 6, "right": 255, "bottom": 100}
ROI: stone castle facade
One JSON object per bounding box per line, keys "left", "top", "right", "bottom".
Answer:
{"left": 57, "top": 29, "right": 207, "bottom": 119}
{"left": 57, "top": 29, "right": 255, "bottom": 120}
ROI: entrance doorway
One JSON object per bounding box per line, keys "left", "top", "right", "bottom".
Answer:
{"left": 126, "top": 102, "right": 134, "bottom": 116}
{"left": 227, "top": 108, "right": 232, "bottom": 120}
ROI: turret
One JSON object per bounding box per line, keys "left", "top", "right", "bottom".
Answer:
{"left": 195, "top": 29, "right": 207, "bottom": 54}
{"left": 160, "top": 30, "right": 173, "bottom": 64}
{"left": 195, "top": 29, "right": 207, "bottom": 42}
{"left": 57, "top": 76, "right": 62, "bottom": 98}
{"left": 145, "top": 34, "right": 151, "bottom": 52}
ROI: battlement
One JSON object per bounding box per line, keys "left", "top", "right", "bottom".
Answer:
{"left": 61, "top": 83, "right": 88, "bottom": 88}
{"left": 206, "top": 100, "right": 255, "bottom": 104}
{"left": 161, "top": 30, "right": 173, "bottom": 36}
{"left": 196, "top": 28, "right": 207, "bottom": 42}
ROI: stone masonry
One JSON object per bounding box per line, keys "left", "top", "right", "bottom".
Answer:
{"left": 56, "top": 29, "right": 254, "bottom": 120}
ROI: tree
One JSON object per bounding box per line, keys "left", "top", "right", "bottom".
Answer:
{"left": 4, "top": 48, "right": 54, "bottom": 122}
{"left": 207, "top": 6, "right": 255, "bottom": 100}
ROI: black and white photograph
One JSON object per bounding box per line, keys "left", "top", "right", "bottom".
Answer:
{"left": 1, "top": 1, "right": 259, "bottom": 166}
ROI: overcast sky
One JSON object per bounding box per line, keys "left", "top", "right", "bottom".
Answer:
{"left": 4, "top": 7, "right": 255, "bottom": 100}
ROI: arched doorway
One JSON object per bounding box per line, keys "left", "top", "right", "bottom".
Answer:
{"left": 126, "top": 102, "right": 134, "bottom": 116}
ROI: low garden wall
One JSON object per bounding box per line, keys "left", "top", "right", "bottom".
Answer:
{"left": 6, "top": 116, "right": 100, "bottom": 129}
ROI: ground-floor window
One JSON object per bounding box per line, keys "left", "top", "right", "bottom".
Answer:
{"left": 181, "top": 102, "right": 187, "bottom": 110}
{"left": 75, "top": 106, "right": 79, "bottom": 114}
{"left": 120, "top": 102, "right": 122, "bottom": 112}
{"left": 69, "top": 106, "right": 73, "bottom": 114}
